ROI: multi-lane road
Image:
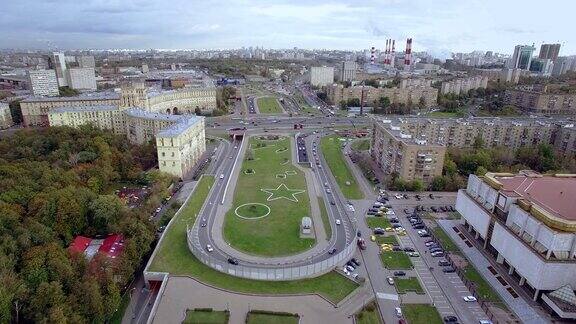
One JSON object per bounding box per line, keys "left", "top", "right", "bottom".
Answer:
{"left": 189, "top": 130, "right": 358, "bottom": 273}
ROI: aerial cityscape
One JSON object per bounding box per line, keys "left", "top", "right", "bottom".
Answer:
{"left": 1, "top": 1, "right": 576, "bottom": 324}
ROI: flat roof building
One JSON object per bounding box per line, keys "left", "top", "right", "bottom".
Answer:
{"left": 309, "top": 66, "right": 334, "bottom": 87}
{"left": 0, "top": 102, "right": 13, "bottom": 129}
{"left": 456, "top": 171, "right": 576, "bottom": 319}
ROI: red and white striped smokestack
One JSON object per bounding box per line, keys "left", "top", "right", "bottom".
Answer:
{"left": 391, "top": 40, "right": 395, "bottom": 65}
{"left": 384, "top": 39, "right": 389, "bottom": 64}
{"left": 404, "top": 38, "right": 413, "bottom": 65}
{"left": 370, "top": 46, "right": 375, "bottom": 64}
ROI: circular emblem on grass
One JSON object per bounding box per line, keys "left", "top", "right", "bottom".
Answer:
{"left": 234, "top": 203, "right": 271, "bottom": 220}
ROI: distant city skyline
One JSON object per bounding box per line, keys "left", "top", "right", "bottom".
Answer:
{"left": 1, "top": 0, "right": 574, "bottom": 57}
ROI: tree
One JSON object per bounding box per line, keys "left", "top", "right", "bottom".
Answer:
{"left": 89, "top": 195, "right": 123, "bottom": 234}
{"left": 473, "top": 136, "right": 485, "bottom": 149}
{"left": 59, "top": 87, "right": 80, "bottom": 97}
{"left": 377, "top": 96, "right": 391, "bottom": 114}
{"left": 346, "top": 98, "right": 361, "bottom": 107}
{"left": 9, "top": 100, "right": 23, "bottom": 125}
{"left": 475, "top": 166, "right": 488, "bottom": 176}
{"left": 418, "top": 97, "right": 426, "bottom": 110}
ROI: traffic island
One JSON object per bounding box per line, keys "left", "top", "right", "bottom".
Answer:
{"left": 380, "top": 251, "right": 413, "bottom": 270}
{"left": 246, "top": 310, "right": 299, "bottom": 324}
{"left": 401, "top": 304, "right": 443, "bottom": 324}
{"left": 394, "top": 277, "right": 424, "bottom": 294}
{"left": 183, "top": 308, "right": 229, "bottom": 324}
{"left": 223, "top": 136, "right": 315, "bottom": 257}
{"left": 320, "top": 135, "right": 363, "bottom": 200}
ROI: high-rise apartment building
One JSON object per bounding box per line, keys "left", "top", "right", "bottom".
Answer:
{"left": 0, "top": 102, "right": 13, "bottom": 129}
{"left": 27, "top": 69, "right": 60, "bottom": 97}
{"left": 539, "top": 43, "right": 561, "bottom": 61}
{"left": 340, "top": 61, "right": 357, "bottom": 82}
{"left": 508, "top": 45, "right": 536, "bottom": 70}
{"left": 77, "top": 55, "right": 96, "bottom": 68}
{"left": 67, "top": 68, "right": 97, "bottom": 91}
{"left": 48, "top": 52, "right": 68, "bottom": 87}
{"left": 309, "top": 66, "right": 334, "bottom": 87}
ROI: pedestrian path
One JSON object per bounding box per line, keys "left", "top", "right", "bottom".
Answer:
{"left": 438, "top": 220, "right": 548, "bottom": 324}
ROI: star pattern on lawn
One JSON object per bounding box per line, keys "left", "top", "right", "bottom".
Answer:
{"left": 260, "top": 183, "right": 306, "bottom": 202}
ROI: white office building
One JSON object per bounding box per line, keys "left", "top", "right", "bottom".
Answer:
{"left": 27, "top": 69, "right": 60, "bottom": 96}
{"left": 309, "top": 66, "right": 335, "bottom": 87}
{"left": 67, "top": 68, "right": 97, "bottom": 91}
{"left": 456, "top": 171, "right": 576, "bottom": 319}
{"left": 50, "top": 52, "right": 68, "bottom": 87}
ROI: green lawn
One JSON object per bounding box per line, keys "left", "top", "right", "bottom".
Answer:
{"left": 427, "top": 111, "right": 460, "bottom": 118}
{"left": 257, "top": 96, "right": 284, "bottom": 114}
{"left": 366, "top": 217, "right": 391, "bottom": 229}
{"left": 376, "top": 235, "right": 398, "bottom": 245}
{"left": 402, "top": 304, "right": 443, "bottom": 324}
{"left": 148, "top": 175, "right": 358, "bottom": 304}
{"left": 432, "top": 227, "right": 460, "bottom": 254}
{"left": 223, "top": 136, "right": 315, "bottom": 256}
{"left": 395, "top": 277, "right": 424, "bottom": 294}
{"left": 380, "top": 251, "right": 413, "bottom": 270}
{"left": 318, "top": 197, "right": 332, "bottom": 240}
{"left": 355, "top": 302, "right": 382, "bottom": 324}
{"left": 351, "top": 139, "right": 370, "bottom": 152}
{"left": 183, "top": 309, "right": 229, "bottom": 324}
{"left": 246, "top": 312, "right": 299, "bottom": 324}
{"left": 320, "top": 136, "right": 363, "bottom": 200}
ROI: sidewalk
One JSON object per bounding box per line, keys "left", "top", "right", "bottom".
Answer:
{"left": 437, "top": 220, "right": 548, "bottom": 324}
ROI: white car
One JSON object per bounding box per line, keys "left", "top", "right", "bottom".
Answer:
{"left": 342, "top": 267, "right": 350, "bottom": 276}
{"left": 395, "top": 307, "right": 402, "bottom": 318}
{"left": 463, "top": 296, "right": 477, "bottom": 302}
{"left": 387, "top": 277, "right": 395, "bottom": 285}
{"left": 234, "top": 145, "right": 238, "bottom": 149}
{"left": 220, "top": 174, "right": 224, "bottom": 179}
{"left": 335, "top": 219, "right": 341, "bottom": 225}
{"left": 352, "top": 273, "right": 359, "bottom": 280}
{"left": 206, "top": 244, "right": 214, "bottom": 252}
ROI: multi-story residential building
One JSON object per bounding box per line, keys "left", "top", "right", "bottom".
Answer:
{"left": 0, "top": 102, "right": 13, "bottom": 129}
{"left": 552, "top": 56, "right": 576, "bottom": 76}
{"left": 440, "top": 76, "right": 488, "bottom": 95}
{"left": 48, "top": 52, "right": 68, "bottom": 87}
{"left": 456, "top": 171, "right": 576, "bottom": 319}
{"left": 77, "top": 55, "right": 96, "bottom": 68}
{"left": 21, "top": 92, "right": 120, "bottom": 126}
{"left": 20, "top": 81, "right": 216, "bottom": 127}
{"left": 67, "top": 67, "right": 97, "bottom": 90}
{"left": 369, "top": 116, "right": 574, "bottom": 183}
{"left": 371, "top": 118, "right": 446, "bottom": 183}
{"left": 505, "top": 85, "right": 576, "bottom": 115}
{"left": 326, "top": 83, "right": 438, "bottom": 108}
{"left": 340, "top": 61, "right": 356, "bottom": 82}
{"left": 156, "top": 116, "right": 205, "bottom": 178}
{"left": 539, "top": 44, "right": 561, "bottom": 61}
{"left": 309, "top": 66, "right": 334, "bottom": 87}
{"left": 47, "top": 104, "right": 205, "bottom": 178}
{"left": 48, "top": 105, "right": 126, "bottom": 135}
{"left": 27, "top": 69, "right": 60, "bottom": 97}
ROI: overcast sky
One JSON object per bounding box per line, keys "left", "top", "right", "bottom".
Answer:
{"left": 1, "top": 0, "right": 573, "bottom": 56}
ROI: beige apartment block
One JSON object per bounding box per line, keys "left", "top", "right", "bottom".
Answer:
{"left": 326, "top": 83, "right": 438, "bottom": 108}
{"left": 0, "top": 102, "right": 13, "bottom": 129}
{"left": 505, "top": 85, "right": 576, "bottom": 115}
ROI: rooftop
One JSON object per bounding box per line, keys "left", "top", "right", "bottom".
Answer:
{"left": 495, "top": 173, "right": 576, "bottom": 222}
{"left": 22, "top": 91, "right": 120, "bottom": 102}
{"left": 124, "top": 108, "right": 182, "bottom": 122}
{"left": 157, "top": 115, "right": 203, "bottom": 137}
{"left": 52, "top": 105, "right": 118, "bottom": 113}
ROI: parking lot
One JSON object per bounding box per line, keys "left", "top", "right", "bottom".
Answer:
{"left": 380, "top": 191, "right": 490, "bottom": 323}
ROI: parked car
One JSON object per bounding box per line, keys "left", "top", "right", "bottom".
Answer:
{"left": 345, "top": 265, "right": 355, "bottom": 272}
{"left": 431, "top": 251, "right": 445, "bottom": 257}
{"left": 443, "top": 267, "right": 456, "bottom": 273}
{"left": 443, "top": 315, "right": 458, "bottom": 322}
{"left": 395, "top": 307, "right": 403, "bottom": 318}
{"left": 407, "top": 252, "right": 420, "bottom": 257}
{"left": 431, "top": 206, "right": 438, "bottom": 212}
{"left": 373, "top": 228, "right": 385, "bottom": 235}
{"left": 463, "top": 296, "right": 477, "bottom": 302}
{"left": 403, "top": 247, "right": 415, "bottom": 252}
{"left": 390, "top": 219, "right": 399, "bottom": 224}
{"left": 413, "top": 225, "right": 425, "bottom": 230}
{"left": 438, "top": 259, "right": 451, "bottom": 266}
{"left": 429, "top": 247, "right": 443, "bottom": 253}
{"left": 351, "top": 258, "right": 361, "bottom": 266}
{"left": 425, "top": 241, "right": 437, "bottom": 247}
{"left": 387, "top": 277, "right": 395, "bottom": 285}
{"left": 227, "top": 258, "right": 239, "bottom": 265}
{"left": 328, "top": 248, "right": 337, "bottom": 255}
{"left": 393, "top": 271, "right": 406, "bottom": 276}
